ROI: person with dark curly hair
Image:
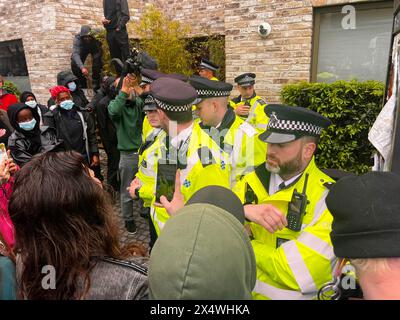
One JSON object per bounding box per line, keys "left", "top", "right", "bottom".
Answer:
{"left": 9, "top": 151, "right": 148, "bottom": 300}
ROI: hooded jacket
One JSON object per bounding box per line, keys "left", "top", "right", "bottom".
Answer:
{"left": 19, "top": 91, "right": 52, "bottom": 127}
{"left": 47, "top": 71, "right": 89, "bottom": 109}
{"left": 7, "top": 103, "right": 63, "bottom": 167}
{"left": 148, "top": 203, "right": 256, "bottom": 300}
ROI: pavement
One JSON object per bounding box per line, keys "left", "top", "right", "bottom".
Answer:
{"left": 99, "top": 149, "right": 150, "bottom": 253}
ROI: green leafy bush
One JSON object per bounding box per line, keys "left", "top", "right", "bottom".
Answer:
{"left": 2, "top": 81, "right": 20, "bottom": 99}
{"left": 281, "top": 80, "right": 384, "bottom": 174}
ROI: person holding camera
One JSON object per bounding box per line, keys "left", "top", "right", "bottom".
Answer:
{"left": 102, "top": 0, "right": 130, "bottom": 63}
{"left": 108, "top": 74, "right": 144, "bottom": 234}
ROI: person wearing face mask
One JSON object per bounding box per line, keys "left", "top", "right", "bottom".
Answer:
{"left": 19, "top": 91, "right": 52, "bottom": 127}
{"left": 47, "top": 71, "right": 89, "bottom": 110}
{"left": 48, "top": 86, "right": 100, "bottom": 176}
{"left": 7, "top": 103, "right": 63, "bottom": 167}
{"left": 0, "top": 75, "right": 18, "bottom": 112}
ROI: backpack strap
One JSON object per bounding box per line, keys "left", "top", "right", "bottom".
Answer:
{"left": 98, "top": 256, "right": 148, "bottom": 276}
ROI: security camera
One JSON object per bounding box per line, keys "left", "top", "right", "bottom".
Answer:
{"left": 258, "top": 22, "right": 272, "bottom": 38}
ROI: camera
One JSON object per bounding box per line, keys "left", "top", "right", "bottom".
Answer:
{"left": 258, "top": 22, "right": 272, "bottom": 38}
{"left": 123, "top": 48, "right": 142, "bottom": 77}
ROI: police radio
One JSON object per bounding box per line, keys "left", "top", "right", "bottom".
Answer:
{"left": 286, "top": 173, "right": 309, "bottom": 231}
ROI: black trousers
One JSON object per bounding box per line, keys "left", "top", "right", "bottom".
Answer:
{"left": 99, "top": 131, "right": 120, "bottom": 192}
{"left": 106, "top": 28, "right": 130, "bottom": 64}
{"left": 71, "top": 54, "right": 103, "bottom": 90}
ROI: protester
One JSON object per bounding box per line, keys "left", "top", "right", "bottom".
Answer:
{"left": 108, "top": 75, "right": 144, "bottom": 233}
{"left": 149, "top": 186, "right": 256, "bottom": 299}
{"left": 0, "top": 75, "right": 18, "bottom": 112}
{"left": 93, "top": 76, "right": 120, "bottom": 192}
{"left": 102, "top": 0, "right": 130, "bottom": 65}
{"left": 326, "top": 172, "right": 400, "bottom": 300}
{"left": 20, "top": 91, "right": 51, "bottom": 127}
{"left": 48, "top": 71, "right": 89, "bottom": 109}
{"left": 7, "top": 103, "right": 62, "bottom": 167}
{"left": 71, "top": 25, "right": 103, "bottom": 91}
{"left": 9, "top": 151, "right": 148, "bottom": 300}
{"left": 48, "top": 86, "right": 99, "bottom": 175}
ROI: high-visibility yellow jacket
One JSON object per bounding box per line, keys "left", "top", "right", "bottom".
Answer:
{"left": 141, "top": 116, "right": 153, "bottom": 144}
{"left": 229, "top": 94, "right": 269, "bottom": 132}
{"left": 199, "top": 109, "right": 266, "bottom": 187}
{"left": 136, "top": 128, "right": 166, "bottom": 208}
{"left": 146, "top": 122, "right": 231, "bottom": 235}
{"left": 210, "top": 77, "right": 219, "bottom": 81}
{"left": 233, "top": 158, "right": 337, "bottom": 300}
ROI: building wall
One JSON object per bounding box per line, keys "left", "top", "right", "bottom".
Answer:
{"left": 0, "top": 0, "right": 379, "bottom": 103}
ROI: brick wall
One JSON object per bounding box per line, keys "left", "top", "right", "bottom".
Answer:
{"left": 0, "top": 0, "right": 379, "bottom": 103}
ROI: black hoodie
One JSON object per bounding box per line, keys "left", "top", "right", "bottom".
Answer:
{"left": 7, "top": 103, "right": 62, "bottom": 166}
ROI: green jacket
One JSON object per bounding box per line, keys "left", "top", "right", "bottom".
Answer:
{"left": 148, "top": 203, "right": 256, "bottom": 299}
{"left": 108, "top": 92, "right": 143, "bottom": 152}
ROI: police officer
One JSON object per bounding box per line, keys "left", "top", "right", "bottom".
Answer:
{"left": 130, "top": 77, "right": 230, "bottom": 237}
{"left": 229, "top": 73, "right": 269, "bottom": 131}
{"left": 198, "top": 58, "right": 219, "bottom": 81}
{"left": 71, "top": 25, "right": 103, "bottom": 91}
{"left": 233, "top": 104, "right": 336, "bottom": 300}
{"left": 189, "top": 76, "right": 266, "bottom": 187}
{"left": 129, "top": 93, "right": 165, "bottom": 249}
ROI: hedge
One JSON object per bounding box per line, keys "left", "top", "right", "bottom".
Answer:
{"left": 281, "top": 80, "right": 385, "bottom": 174}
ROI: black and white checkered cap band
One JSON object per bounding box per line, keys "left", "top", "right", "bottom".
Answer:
{"left": 268, "top": 119, "right": 323, "bottom": 135}
{"left": 141, "top": 76, "right": 153, "bottom": 84}
{"left": 197, "top": 89, "right": 231, "bottom": 97}
{"left": 154, "top": 97, "right": 195, "bottom": 112}
{"left": 144, "top": 96, "right": 155, "bottom": 105}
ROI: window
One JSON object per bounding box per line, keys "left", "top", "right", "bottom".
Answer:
{"left": 312, "top": 1, "right": 394, "bottom": 83}
{"left": 0, "top": 39, "right": 31, "bottom": 91}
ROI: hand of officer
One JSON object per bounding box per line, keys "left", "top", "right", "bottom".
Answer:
{"left": 159, "top": 170, "right": 185, "bottom": 216}
{"left": 235, "top": 103, "right": 250, "bottom": 116}
{"left": 81, "top": 67, "right": 89, "bottom": 77}
{"left": 128, "top": 177, "right": 141, "bottom": 199}
{"left": 244, "top": 204, "right": 288, "bottom": 234}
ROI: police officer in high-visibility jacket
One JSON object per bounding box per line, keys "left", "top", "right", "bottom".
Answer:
{"left": 139, "top": 69, "right": 166, "bottom": 142}
{"left": 229, "top": 73, "right": 269, "bottom": 132}
{"left": 198, "top": 58, "right": 219, "bottom": 81}
{"left": 188, "top": 75, "right": 266, "bottom": 187}
{"left": 233, "top": 104, "right": 337, "bottom": 300}
{"left": 129, "top": 93, "right": 165, "bottom": 248}
{"left": 132, "top": 77, "right": 230, "bottom": 236}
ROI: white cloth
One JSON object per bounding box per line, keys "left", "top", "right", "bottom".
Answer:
{"left": 269, "top": 172, "right": 302, "bottom": 195}
{"left": 170, "top": 123, "right": 193, "bottom": 149}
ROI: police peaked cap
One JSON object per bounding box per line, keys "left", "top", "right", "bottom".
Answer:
{"left": 234, "top": 73, "right": 256, "bottom": 87}
{"left": 140, "top": 68, "right": 166, "bottom": 85}
{"left": 259, "top": 104, "right": 331, "bottom": 144}
{"left": 199, "top": 58, "right": 219, "bottom": 71}
{"left": 189, "top": 75, "right": 233, "bottom": 99}
{"left": 142, "top": 93, "right": 157, "bottom": 111}
{"left": 150, "top": 77, "right": 198, "bottom": 113}
{"left": 326, "top": 172, "right": 400, "bottom": 258}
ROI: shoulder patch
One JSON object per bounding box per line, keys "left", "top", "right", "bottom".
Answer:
{"left": 256, "top": 98, "right": 267, "bottom": 106}
{"left": 239, "top": 121, "right": 257, "bottom": 137}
